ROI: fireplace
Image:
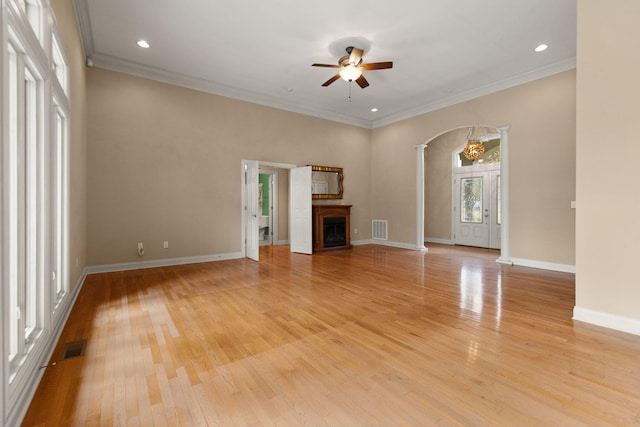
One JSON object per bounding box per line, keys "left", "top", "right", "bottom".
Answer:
{"left": 312, "top": 205, "right": 352, "bottom": 252}
{"left": 323, "top": 216, "right": 347, "bottom": 247}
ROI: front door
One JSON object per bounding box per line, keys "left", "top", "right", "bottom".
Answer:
{"left": 453, "top": 167, "right": 501, "bottom": 249}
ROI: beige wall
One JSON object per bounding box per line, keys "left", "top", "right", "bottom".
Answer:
{"left": 51, "top": 0, "right": 87, "bottom": 290}
{"left": 576, "top": 0, "right": 640, "bottom": 321}
{"left": 86, "top": 68, "right": 371, "bottom": 265}
{"left": 372, "top": 70, "right": 576, "bottom": 265}
{"left": 424, "top": 127, "right": 468, "bottom": 240}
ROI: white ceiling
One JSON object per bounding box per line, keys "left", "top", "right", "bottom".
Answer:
{"left": 72, "top": 0, "right": 576, "bottom": 129}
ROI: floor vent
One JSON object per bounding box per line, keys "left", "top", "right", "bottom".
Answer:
{"left": 60, "top": 339, "right": 87, "bottom": 361}
{"left": 372, "top": 220, "right": 388, "bottom": 240}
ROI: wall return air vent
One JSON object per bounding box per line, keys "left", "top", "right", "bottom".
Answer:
{"left": 372, "top": 220, "right": 388, "bottom": 240}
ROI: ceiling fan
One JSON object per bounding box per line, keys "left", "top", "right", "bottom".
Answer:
{"left": 312, "top": 46, "right": 393, "bottom": 89}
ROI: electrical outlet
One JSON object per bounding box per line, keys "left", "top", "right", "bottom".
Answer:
{"left": 138, "top": 242, "right": 143, "bottom": 250}
{"left": 354, "top": 228, "right": 358, "bottom": 234}
{"left": 163, "top": 241, "right": 169, "bottom": 249}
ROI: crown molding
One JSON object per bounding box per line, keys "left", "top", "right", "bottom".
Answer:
{"left": 71, "top": 0, "right": 94, "bottom": 59}
{"left": 69, "top": 0, "right": 575, "bottom": 130}
{"left": 91, "top": 52, "right": 575, "bottom": 131}
{"left": 89, "top": 53, "right": 374, "bottom": 129}
{"left": 371, "top": 57, "right": 577, "bottom": 129}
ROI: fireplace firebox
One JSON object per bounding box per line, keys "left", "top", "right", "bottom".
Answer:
{"left": 323, "top": 217, "right": 346, "bottom": 247}
{"left": 312, "top": 205, "right": 352, "bottom": 252}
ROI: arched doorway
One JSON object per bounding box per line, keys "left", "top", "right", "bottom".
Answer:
{"left": 415, "top": 125, "right": 512, "bottom": 264}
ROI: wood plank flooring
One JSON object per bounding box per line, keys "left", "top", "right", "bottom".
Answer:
{"left": 23, "top": 244, "right": 640, "bottom": 426}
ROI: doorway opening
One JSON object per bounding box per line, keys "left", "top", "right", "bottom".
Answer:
{"left": 258, "top": 169, "right": 278, "bottom": 246}
{"left": 419, "top": 125, "right": 511, "bottom": 263}
{"left": 453, "top": 165, "right": 501, "bottom": 249}
{"left": 242, "top": 160, "right": 296, "bottom": 261}
{"left": 452, "top": 135, "right": 501, "bottom": 249}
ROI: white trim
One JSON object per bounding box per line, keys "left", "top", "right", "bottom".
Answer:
{"left": 510, "top": 257, "right": 575, "bottom": 274}
{"left": 424, "top": 237, "right": 454, "bottom": 245}
{"left": 497, "top": 126, "right": 511, "bottom": 264}
{"left": 7, "top": 268, "right": 87, "bottom": 427}
{"left": 89, "top": 53, "right": 374, "bottom": 129}
{"left": 573, "top": 307, "right": 640, "bottom": 336}
{"left": 70, "top": 0, "right": 94, "bottom": 59}
{"left": 351, "top": 239, "right": 373, "bottom": 246}
{"left": 496, "top": 257, "right": 514, "bottom": 266}
{"left": 415, "top": 144, "right": 426, "bottom": 251}
{"left": 86, "top": 252, "right": 244, "bottom": 274}
{"left": 370, "top": 240, "right": 428, "bottom": 252}
{"left": 87, "top": 53, "right": 575, "bottom": 130}
{"left": 372, "top": 59, "right": 576, "bottom": 129}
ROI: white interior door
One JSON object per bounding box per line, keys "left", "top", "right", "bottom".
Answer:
{"left": 453, "top": 168, "right": 501, "bottom": 249}
{"left": 290, "top": 166, "right": 312, "bottom": 254}
{"left": 245, "top": 160, "right": 259, "bottom": 261}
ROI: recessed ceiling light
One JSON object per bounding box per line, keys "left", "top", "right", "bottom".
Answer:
{"left": 137, "top": 40, "right": 150, "bottom": 49}
{"left": 534, "top": 43, "right": 548, "bottom": 53}
{"left": 371, "top": 108, "right": 378, "bottom": 112}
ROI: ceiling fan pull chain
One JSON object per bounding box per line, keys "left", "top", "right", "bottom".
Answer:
{"left": 348, "top": 81, "right": 352, "bottom": 102}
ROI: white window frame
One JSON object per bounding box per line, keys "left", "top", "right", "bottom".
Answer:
{"left": 2, "top": 0, "right": 70, "bottom": 419}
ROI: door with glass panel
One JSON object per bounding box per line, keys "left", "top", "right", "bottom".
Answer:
{"left": 454, "top": 168, "right": 501, "bottom": 249}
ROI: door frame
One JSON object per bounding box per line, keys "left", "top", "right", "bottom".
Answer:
{"left": 452, "top": 163, "right": 501, "bottom": 249}
{"left": 241, "top": 160, "right": 296, "bottom": 260}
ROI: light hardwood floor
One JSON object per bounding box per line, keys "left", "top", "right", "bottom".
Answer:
{"left": 23, "top": 244, "right": 640, "bottom": 426}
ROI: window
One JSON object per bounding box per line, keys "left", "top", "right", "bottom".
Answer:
{"left": 3, "top": 0, "right": 69, "bottom": 395}
{"left": 51, "top": 102, "right": 69, "bottom": 307}
{"left": 52, "top": 34, "right": 68, "bottom": 94}
{"left": 26, "top": 0, "right": 43, "bottom": 44}
{"left": 5, "top": 36, "right": 46, "bottom": 373}
{"left": 461, "top": 177, "right": 483, "bottom": 223}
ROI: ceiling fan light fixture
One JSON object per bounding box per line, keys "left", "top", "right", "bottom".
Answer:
{"left": 339, "top": 65, "right": 362, "bottom": 82}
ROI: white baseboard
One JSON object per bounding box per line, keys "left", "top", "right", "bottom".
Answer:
{"left": 573, "top": 307, "right": 640, "bottom": 336}
{"left": 424, "top": 237, "right": 454, "bottom": 245}
{"left": 10, "top": 269, "right": 88, "bottom": 427}
{"left": 369, "top": 240, "right": 428, "bottom": 252}
{"left": 275, "top": 240, "right": 289, "bottom": 245}
{"left": 353, "top": 239, "right": 427, "bottom": 252}
{"left": 510, "top": 257, "right": 576, "bottom": 274}
{"left": 87, "top": 252, "right": 244, "bottom": 274}
{"left": 352, "top": 239, "right": 373, "bottom": 246}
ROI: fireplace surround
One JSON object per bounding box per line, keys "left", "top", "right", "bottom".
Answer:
{"left": 312, "top": 205, "right": 352, "bottom": 252}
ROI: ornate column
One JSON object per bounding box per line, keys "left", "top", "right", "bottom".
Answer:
{"left": 496, "top": 125, "right": 512, "bottom": 265}
{"left": 415, "top": 144, "right": 427, "bottom": 251}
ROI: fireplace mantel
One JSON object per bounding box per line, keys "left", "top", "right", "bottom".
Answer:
{"left": 312, "top": 205, "right": 352, "bottom": 252}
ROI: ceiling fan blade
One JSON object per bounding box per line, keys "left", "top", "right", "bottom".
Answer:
{"left": 312, "top": 63, "right": 340, "bottom": 68}
{"left": 361, "top": 61, "right": 393, "bottom": 71}
{"left": 355, "top": 75, "right": 369, "bottom": 89}
{"left": 349, "top": 47, "right": 364, "bottom": 65}
{"left": 322, "top": 74, "right": 341, "bottom": 87}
